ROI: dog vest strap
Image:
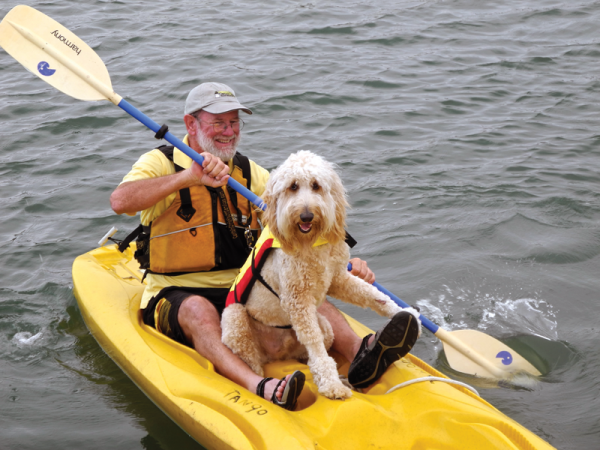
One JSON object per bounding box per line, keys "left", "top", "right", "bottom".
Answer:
{"left": 250, "top": 247, "right": 279, "bottom": 299}
{"left": 226, "top": 235, "right": 277, "bottom": 307}
{"left": 244, "top": 247, "right": 292, "bottom": 329}
{"left": 345, "top": 231, "right": 357, "bottom": 248}
{"left": 247, "top": 310, "right": 292, "bottom": 329}
{"left": 226, "top": 226, "right": 332, "bottom": 308}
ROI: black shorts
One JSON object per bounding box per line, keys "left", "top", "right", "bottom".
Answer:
{"left": 141, "top": 286, "right": 230, "bottom": 347}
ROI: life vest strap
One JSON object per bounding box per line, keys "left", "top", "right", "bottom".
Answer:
{"left": 176, "top": 183, "right": 196, "bottom": 222}
{"left": 247, "top": 310, "right": 292, "bottom": 329}
{"left": 213, "top": 186, "right": 238, "bottom": 239}
{"left": 117, "top": 224, "right": 143, "bottom": 253}
{"left": 250, "top": 247, "right": 280, "bottom": 299}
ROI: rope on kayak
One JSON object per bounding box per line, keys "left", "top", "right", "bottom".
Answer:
{"left": 385, "top": 376, "right": 480, "bottom": 397}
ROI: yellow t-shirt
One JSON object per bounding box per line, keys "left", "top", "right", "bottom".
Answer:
{"left": 120, "top": 135, "right": 270, "bottom": 308}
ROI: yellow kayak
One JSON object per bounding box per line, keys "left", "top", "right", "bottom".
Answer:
{"left": 72, "top": 244, "right": 555, "bottom": 450}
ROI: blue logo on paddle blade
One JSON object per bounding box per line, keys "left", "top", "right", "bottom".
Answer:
{"left": 37, "top": 61, "right": 56, "bottom": 76}
{"left": 496, "top": 351, "right": 513, "bottom": 365}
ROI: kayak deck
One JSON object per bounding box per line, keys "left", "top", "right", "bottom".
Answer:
{"left": 72, "top": 244, "right": 555, "bottom": 450}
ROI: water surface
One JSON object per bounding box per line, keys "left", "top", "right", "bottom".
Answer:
{"left": 1, "top": 1, "right": 599, "bottom": 448}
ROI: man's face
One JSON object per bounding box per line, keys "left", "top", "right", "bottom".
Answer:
{"left": 194, "top": 110, "right": 241, "bottom": 162}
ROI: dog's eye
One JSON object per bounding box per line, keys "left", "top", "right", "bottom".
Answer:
{"left": 312, "top": 182, "right": 320, "bottom": 191}
{"left": 290, "top": 182, "right": 298, "bottom": 191}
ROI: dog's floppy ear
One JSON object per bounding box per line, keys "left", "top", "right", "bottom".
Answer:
{"left": 262, "top": 180, "right": 291, "bottom": 251}
{"left": 323, "top": 169, "right": 348, "bottom": 245}
{"left": 262, "top": 183, "right": 278, "bottom": 234}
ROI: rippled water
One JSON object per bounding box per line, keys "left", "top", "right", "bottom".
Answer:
{"left": 1, "top": 0, "right": 599, "bottom": 448}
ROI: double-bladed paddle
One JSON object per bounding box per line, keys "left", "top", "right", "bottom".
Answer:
{"left": 0, "top": 4, "right": 541, "bottom": 380}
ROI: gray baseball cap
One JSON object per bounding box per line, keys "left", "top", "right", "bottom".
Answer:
{"left": 184, "top": 82, "right": 253, "bottom": 116}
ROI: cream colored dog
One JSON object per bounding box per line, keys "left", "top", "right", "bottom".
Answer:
{"left": 221, "top": 150, "right": 419, "bottom": 399}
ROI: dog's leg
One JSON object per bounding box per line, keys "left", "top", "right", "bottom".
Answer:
{"left": 285, "top": 299, "right": 352, "bottom": 399}
{"left": 329, "top": 271, "right": 421, "bottom": 327}
{"left": 317, "top": 312, "right": 334, "bottom": 351}
{"left": 221, "top": 303, "right": 265, "bottom": 376}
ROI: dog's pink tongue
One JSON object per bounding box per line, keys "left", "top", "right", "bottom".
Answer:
{"left": 300, "top": 223, "right": 312, "bottom": 232}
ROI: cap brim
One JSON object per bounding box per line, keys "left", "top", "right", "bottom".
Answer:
{"left": 202, "top": 100, "right": 253, "bottom": 115}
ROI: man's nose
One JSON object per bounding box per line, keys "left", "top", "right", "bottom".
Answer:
{"left": 221, "top": 123, "right": 236, "bottom": 135}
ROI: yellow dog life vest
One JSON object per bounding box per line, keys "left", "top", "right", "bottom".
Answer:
{"left": 226, "top": 226, "right": 329, "bottom": 308}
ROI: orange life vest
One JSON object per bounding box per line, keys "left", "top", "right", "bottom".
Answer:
{"left": 136, "top": 146, "right": 261, "bottom": 275}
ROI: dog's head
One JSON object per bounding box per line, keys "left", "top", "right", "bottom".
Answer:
{"left": 263, "top": 150, "right": 348, "bottom": 252}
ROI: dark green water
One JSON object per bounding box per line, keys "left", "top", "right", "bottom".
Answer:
{"left": 1, "top": 1, "right": 599, "bottom": 448}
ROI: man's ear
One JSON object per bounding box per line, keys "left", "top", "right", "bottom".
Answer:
{"left": 184, "top": 114, "right": 199, "bottom": 136}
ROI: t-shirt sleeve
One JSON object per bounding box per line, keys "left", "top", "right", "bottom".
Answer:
{"left": 249, "top": 160, "right": 270, "bottom": 197}
{"left": 118, "top": 149, "right": 175, "bottom": 220}
{"left": 121, "top": 149, "right": 172, "bottom": 184}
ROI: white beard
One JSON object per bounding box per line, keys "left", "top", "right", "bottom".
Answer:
{"left": 195, "top": 129, "right": 240, "bottom": 162}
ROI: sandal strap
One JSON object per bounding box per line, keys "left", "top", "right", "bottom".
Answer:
{"left": 256, "top": 377, "right": 274, "bottom": 399}
{"left": 356, "top": 333, "right": 373, "bottom": 356}
{"left": 271, "top": 370, "right": 306, "bottom": 411}
{"left": 271, "top": 376, "right": 287, "bottom": 403}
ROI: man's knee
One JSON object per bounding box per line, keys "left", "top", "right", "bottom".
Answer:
{"left": 317, "top": 299, "right": 336, "bottom": 315}
{"left": 318, "top": 300, "right": 345, "bottom": 324}
{"left": 178, "top": 295, "right": 221, "bottom": 331}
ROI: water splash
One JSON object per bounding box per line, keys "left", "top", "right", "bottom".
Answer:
{"left": 480, "top": 297, "right": 558, "bottom": 340}
{"left": 417, "top": 287, "right": 573, "bottom": 386}
{"left": 12, "top": 331, "right": 43, "bottom": 347}
{"left": 416, "top": 287, "right": 558, "bottom": 339}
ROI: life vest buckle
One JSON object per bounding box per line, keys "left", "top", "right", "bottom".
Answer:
{"left": 244, "top": 227, "right": 255, "bottom": 249}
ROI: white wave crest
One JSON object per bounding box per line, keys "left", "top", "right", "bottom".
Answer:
{"left": 416, "top": 291, "right": 557, "bottom": 339}
{"left": 12, "top": 331, "right": 43, "bottom": 346}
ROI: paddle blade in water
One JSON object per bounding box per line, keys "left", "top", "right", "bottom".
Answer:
{"left": 0, "top": 5, "right": 114, "bottom": 102}
{"left": 442, "top": 329, "right": 542, "bottom": 378}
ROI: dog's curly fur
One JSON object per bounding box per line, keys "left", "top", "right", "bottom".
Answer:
{"left": 221, "top": 150, "right": 421, "bottom": 399}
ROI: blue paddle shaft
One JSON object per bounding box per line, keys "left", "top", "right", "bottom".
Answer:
{"left": 117, "top": 98, "right": 267, "bottom": 211}
{"left": 347, "top": 263, "right": 439, "bottom": 334}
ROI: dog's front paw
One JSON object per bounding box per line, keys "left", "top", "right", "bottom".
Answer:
{"left": 402, "top": 306, "right": 422, "bottom": 338}
{"left": 319, "top": 379, "right": 353, "bottom": 400}
{"left": 390, "top": 303, "right": 403, "bottom": 316}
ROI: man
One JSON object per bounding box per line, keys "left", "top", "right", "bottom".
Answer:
{"left": 110, "top": 82, "right": 419, "bottom": 407}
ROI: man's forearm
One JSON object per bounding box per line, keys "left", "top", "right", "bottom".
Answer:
{"left": 110, "top": 171, "right": 193, "bottom": 215}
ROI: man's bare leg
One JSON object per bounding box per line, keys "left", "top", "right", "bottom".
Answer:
{"left": 317, "top": 300, "right": 372, "bottom": 363}
{"left": 178, "top": 296, "right": 288, "bottom": 401}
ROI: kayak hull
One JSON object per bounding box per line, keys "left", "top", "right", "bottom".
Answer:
{"left": 72, "top": 244, "right": 555, "bottom": 450}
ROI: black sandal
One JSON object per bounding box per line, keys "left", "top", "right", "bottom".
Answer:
{"left": 256, "top": 370, "right": 306, "bottom": 411}
{"left": 348, "top": 310, "right": 420, "bottom": 389}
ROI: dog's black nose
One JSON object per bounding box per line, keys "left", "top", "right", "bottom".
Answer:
{"left": 300, "top": 211, "right": 314, "bottom": 223}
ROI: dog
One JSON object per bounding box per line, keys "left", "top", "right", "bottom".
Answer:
{"left": 221, "top": 150, "right": 420, "bottom": 400}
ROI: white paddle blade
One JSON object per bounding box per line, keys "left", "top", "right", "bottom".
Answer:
{"left": 0, "top": 5, "right": 114, "bottom": 102}
{"left": 442, "top": 329, "right": 542, "bottom": 378}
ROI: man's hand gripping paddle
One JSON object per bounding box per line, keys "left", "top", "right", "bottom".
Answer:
{"left": 0, "top": 4, "right": 541, "bottom": 380}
